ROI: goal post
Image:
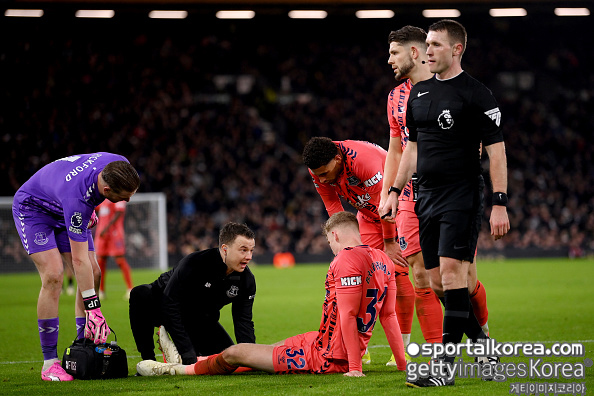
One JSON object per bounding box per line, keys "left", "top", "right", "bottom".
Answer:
{"left": 0, "top": 192, "right": 168, "bottom": 273}
{"left": 122, "top": 192, "right": 168, "bottom": 272}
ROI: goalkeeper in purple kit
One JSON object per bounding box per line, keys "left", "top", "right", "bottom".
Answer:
{"left": 12, "top": 153, "right": 139, "bottom": 381}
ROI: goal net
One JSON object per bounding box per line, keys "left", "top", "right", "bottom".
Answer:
{"left": 0, "top": 192, "right": 168, "bottom": 273}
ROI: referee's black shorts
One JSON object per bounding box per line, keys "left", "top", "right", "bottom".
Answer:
{"left": 415, "top": 178, "right": 484, "bottom": 269}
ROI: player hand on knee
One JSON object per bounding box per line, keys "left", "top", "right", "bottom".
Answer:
{"left": 384, "top": 240, "right": 408, "bottom": 268}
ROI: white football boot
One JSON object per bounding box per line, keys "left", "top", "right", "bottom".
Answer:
{"left": 136, "top": 360, "right": 186, "bottom": 376}
{"left": 157, "top": 325, "right": 183, "bottom": 364}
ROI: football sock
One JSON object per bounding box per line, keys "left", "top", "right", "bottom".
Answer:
{"left": 75, "top": 316, "right": 86, "bottom": 339}
{"left": 469, "top": 280, "right": 489, "bottom": 327}
{"left": 415, "top": 287, "right": 443, "bottom": 343}
{"left": 233, "top": 366, "right": 256, "bottom": 373}
{"left": 39, "top": 317, "right": 59, "bottom": 361}
{"left": 42, "top": 358, "right": 59, "bottom": 371}
{"left": 98, "top": 257, "right": 107, "bottom": 292}
{"left": 192, "top": 353, "right": 238, "bottom": 375}
{"left": 395, "top": 271, "right": 415, "bottom": 335}
{"left": 402, "top": 333, "right": 411, "bottom": 348}
{"left": 464, "top": 301, "right": 487, "bottom": 342}
{"left": 115, "top": 257, "right": 134, "bottom": 290}
{"left": 442, "top": 288, "right": 469, "bottom": 364}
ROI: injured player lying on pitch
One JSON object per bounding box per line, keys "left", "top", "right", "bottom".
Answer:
{"left": 138, "top": 212, "right": 407, "bottom": 377}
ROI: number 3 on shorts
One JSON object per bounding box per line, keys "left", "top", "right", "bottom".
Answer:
{"left": 286, "top": 348, "right": 306, "bottom": 369}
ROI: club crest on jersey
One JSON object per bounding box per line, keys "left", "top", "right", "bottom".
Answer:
{"left": 399, "top": 236, "right": 408, "bottom": 251}
{"left": 347, "top": 176, "right": 361, "bottom": 186}
{"left": 34, "top": 232, "right": 49, "bottom": 245}
{"left": 226, "top": 285, "right": 239, "bottom": 298}
{"left": 71, "top": 212, "right": 83, "bottom": 228}
{"left": 438, "top": 109, "right": 454, "bottom": 129}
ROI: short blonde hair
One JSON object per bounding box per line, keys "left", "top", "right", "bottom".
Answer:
{"left": 322, "top": 211, "right": 359, "bottom": 236}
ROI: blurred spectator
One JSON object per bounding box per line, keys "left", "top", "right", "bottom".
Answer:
{"left": 1, "top": 15, "right": 592, "bottom": 262}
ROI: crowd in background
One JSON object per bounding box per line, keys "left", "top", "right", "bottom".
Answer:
{"left": 1, "top": 14, "right": 592, "bottom": 266}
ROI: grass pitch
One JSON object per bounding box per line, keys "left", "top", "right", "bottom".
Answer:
{"left": 0, "top": 258, "right": 593, "bottom": 395}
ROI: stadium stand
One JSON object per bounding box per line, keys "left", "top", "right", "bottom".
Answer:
{"left": 1, "top": 12, "right": 592, "bottom": 265}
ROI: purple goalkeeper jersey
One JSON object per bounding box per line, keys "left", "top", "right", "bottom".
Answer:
{"left": 14, "top": 153, "right": 128, "bottom": 242}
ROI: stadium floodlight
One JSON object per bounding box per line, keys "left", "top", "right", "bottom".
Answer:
{"left": 554, "top": 8, "right": 590, "bottom": 16}
{"left": 422, "top": 9, "right": 461, "bottom": 18}
{"left": 148, "top": 10, "right": 188, "bottom": 19}
{"left": 5, "top": 9, "right": 44, "bottom": 17}
{"left": 288, "top": 10, "right": 327, "bottom": 19}
{"left": 216, "top": 10, "right": 255, "bottom": 19}
{"left": 75, "top": 10, "right": 115, "bottom": 18}
{"left": 489, "top": 8, "right": 527, "bottom": 17}
{"left": 355, "top": 10, "right": 394, "bottom": 19}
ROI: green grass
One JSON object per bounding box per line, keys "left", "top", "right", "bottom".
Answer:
{"left": 1, "top": 258, "right": 593, "bottom": 395}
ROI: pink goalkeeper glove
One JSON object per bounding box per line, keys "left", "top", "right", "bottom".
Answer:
{"left": 83, "top": 294, "right": 110, "bottom": 344}
{"left": 87, "top": 211, "right": 99, "bottom": 229}
{"left": 85, "top": 307, "right": 110, "bottom": 344}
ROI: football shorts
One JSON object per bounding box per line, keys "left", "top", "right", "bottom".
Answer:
{"left": 395, "top": 201, "right": 422, "bottom": 258}
{"left": 272, "top": 331, "right": 349, "bottom": 374}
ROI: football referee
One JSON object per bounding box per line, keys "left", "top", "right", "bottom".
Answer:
{"left": 129, "top": 222, "right": 257, "bottom": 365}
{"left": 384, "top": 19, "right": 510, "bottom": 387}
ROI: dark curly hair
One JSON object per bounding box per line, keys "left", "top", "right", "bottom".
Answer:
{"left": 302, "top": 137, "right": 338, "bottom": 170}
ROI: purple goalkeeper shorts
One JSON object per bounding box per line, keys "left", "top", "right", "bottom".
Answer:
{"left": 12, "top": 195, "right": 95, "bottom": 255}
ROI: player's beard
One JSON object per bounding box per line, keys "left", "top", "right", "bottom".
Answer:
{"left": 395, "top": 56, "right": 414, "bottom": 81}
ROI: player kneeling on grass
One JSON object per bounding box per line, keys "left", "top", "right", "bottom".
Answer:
{"left": 137, "top": 211, "right": 407, "bottom": 377}
{"left": 129, "top": 223, "right": 257, "bottom": 365}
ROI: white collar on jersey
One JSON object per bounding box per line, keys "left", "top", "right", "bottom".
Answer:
{"left": 436, "top": 70, "right": 464, "bottom": 81}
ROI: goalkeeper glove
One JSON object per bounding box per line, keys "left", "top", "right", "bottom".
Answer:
{"left": 87, "top": 211, "right": 98, "bottom": 229}
{"left": 83, "top": 294, "right": 111, "bottom": 344}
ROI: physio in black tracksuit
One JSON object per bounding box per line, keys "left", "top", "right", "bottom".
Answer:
{"left": 129, "top": 223, "right": 256, "bottom": 364}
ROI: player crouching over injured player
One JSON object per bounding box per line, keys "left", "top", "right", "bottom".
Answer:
{"left": 137, "top": 211, "right": 406, "bottom": 377}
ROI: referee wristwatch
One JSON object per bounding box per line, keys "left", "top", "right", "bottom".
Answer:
{"left": 388, "top": 186, "right": 401, "bottom": 195}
